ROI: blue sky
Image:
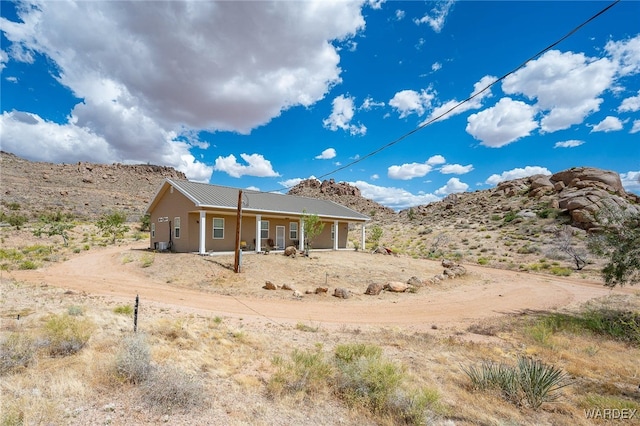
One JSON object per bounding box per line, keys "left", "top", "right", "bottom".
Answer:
{"left": 1, "top": 0, "right": 639, "bottom": 210}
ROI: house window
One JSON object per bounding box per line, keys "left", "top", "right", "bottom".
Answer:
{"left": 151, "top": 223, "right": 155, "bottom": 239}
{"left": 261, "top": 220, "right": 269, "bottom": 239}
{"left": 213, "top": 218, "right": 224, "bottom": 239}
{"left": 289, "top": 222, "right": 298, "bottom": 240}
{"left": 331, "top": 224, "right": 335, "bottom": 240}
{"left": 174, "top": 217, "right": 181, "bottom": 239}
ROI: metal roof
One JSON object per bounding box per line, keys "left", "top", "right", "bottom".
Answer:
{"left": 159, "top": 179, "right": 370, "bottom": 222}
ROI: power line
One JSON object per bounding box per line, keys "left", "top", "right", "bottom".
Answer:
{"left": 265, "top": 0, "right": 620, "bottom": 193}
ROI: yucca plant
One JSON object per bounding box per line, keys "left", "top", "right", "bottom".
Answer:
{"left": 517, "top": 356, "right": 571, "bottom": 409}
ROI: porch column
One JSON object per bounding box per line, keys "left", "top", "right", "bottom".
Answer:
{"left": 333, "top": 220, "right": 339, "bottom": 250}
{"left": 299, "top": 218, "right": 305, "bottom": 251}
{"left": 361, "top": 224, "right": 366, "bottom": 252}
{"left": 255, "top": 214, "right": 262, "bottom": 252}
{"left": 199, "top": 211, "right": 206, "bottom": 254}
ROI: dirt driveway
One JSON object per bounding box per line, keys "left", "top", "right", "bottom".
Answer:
{"left": 7, "top": 242, "right": 631, "bottom": 334}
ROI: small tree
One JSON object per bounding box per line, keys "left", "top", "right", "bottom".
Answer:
{"left": 139, "top": 214, "right": 151, "bottom": 232}
{"left": 588, "top": 207, "right": 640, "bottom": 287}
{"left": 97, "top": 211, "right": 128, "bottom": 244}
{"left": 33, "top": 220, "right": 75, "bottom": 247}
{"left": 367, "top": 225, "right": 383, "bottom": 251}
{"left": 302, "top": 210, "right": 325, "bottom": 256}
{"left": 555, "top": 225, "right": 587, "bottom": 271}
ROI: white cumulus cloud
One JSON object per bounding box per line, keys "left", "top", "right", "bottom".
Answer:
{"left": 631, "top": 120, "right": 640, "bottom": 134}
{"left": 591, "top": 116, "right": 624, "bottom": 132}
{"left": 554, "top": 140, "right": 585, "bottom": 148}
{"left": 315, "top": 148, "right": 337, "bottom": 160}
{"left": 389, "top": 88, "right": 436, "bottom": 118}
{"left": 620, "top": 171, "right": 640, "bottom": 193}
{"left": 414, "top": 0, "right": 455, "bottom": 33}
{"left": 323, "top": 95, "right": 367, "bottom": 136}
{"left": 213, "top": 153, "right": 280, "bottom": 178}
{"left": 440, "top": 164, "right": 474, "bottom": 174}
{"left": 466, "top": 98, "right": 538, "bottom": 147}
{"left": 502, "top": 50, "right": 616, "bottom": 133}
{"left": 423, "top": 75, "right": 497, "bottom": 125}
{"left": 435, "top": 177, "right": 469, "bottom": 195}
{"left": 388, "top": 155, "right": 446, "bottom": 180}
{"left": 485, "top": 166, "right": 551, "bottom": 186}
{"left": 618, "top": 90, "right": 640, "bottom": 112}
{"left": 349, "top": 180, "right": 439, "bottom": 210}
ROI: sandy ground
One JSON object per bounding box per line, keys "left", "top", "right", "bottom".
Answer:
{"left": 7, "top": 242, "right": 632, "bottom": 336}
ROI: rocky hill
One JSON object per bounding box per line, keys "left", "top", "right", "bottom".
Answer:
{"left": 1, "top": 151, "right": 186, "bottom": 221}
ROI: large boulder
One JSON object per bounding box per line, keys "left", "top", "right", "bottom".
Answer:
{"left": 333, "top": 288, "right": 351, "bottom": 299}
{"left": 551, "top": 167, "right": 624, "bottom": 195}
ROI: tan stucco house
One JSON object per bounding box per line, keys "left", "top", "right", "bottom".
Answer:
{"left": 146, "top": 179, "right": 370, "bottom": 254}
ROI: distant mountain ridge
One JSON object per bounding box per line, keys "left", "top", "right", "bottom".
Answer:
{"left": 2, "top": 151, "right": 637, "bottom": 232}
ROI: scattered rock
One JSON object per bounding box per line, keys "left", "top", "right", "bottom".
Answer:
{"left": 365, "top": 282, "right": 384, "bottom": 295}
{"left": 263, "top": 281, "right": 276, "bottom": 290}
{"left": 315, "top": 287, "right": 328, "bottom": 295}
{"left": 333, "top": 288, "right": 351, "bottom": 299}
{"left": 284, "top": 246, "right": 297, "bottom": 257}
{"left": 281, "top": 283, "right": 296, "bottom": 291}
{"left": 292, "top": 290, "right": 303, "bottom": 298}
{"left": 384, "top": 281, "right": 410, "bottom": 292}
{"left": 407, "top": 276, "right": 424, "bottom": 287}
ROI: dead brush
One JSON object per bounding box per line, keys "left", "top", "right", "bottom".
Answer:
{"left": 115, "top": 333, "right": 152, "bottom": 384}
{"left": 0, "top": 332, "right": 37, "bottom": 375}
{"left": 140, "top": 364, "right": 206, "bottom": 410}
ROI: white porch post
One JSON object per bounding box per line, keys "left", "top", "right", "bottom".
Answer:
{"left": 299, "top": 218, "right": 305, "bottom": 252}
{"left": 199, "top": 211, "right": 206, "bottom": 255}
{"left": 255, "top": 214, "right": 262, "bottom": 252}
{"left": 333, "top": 220, "right": 339, "bottom": 250}
{"left": 361, "top": 224, "right": 366, "bottom": 252}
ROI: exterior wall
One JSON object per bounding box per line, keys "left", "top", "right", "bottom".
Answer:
{"left": 149, "top": 187, "right": 196, "bottom": 253}
{"left": 310, "top": 221, "right": 349, "bottom": 249}
{"left": 255, "top": 216, "right": 301, "bottom": 250}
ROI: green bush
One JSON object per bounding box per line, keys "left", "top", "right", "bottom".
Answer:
{"left": 18, "top": 260, "right": 38, "bottom": 270}
{"left": 550, "top": 266, "right": 572, "bottom": 276}
{"left": 116, "top": 333, "right": 152, "bottom": 384}
{"left": 42, "top": 314, "right": 92, "bottom": 357}
{"left": 268, "top": 347, "right": 333, "bottom": 397}
{"left": 114, "top": 305, "right": 134, "bottom": 315}
{"left": 0, "top": 333, "right": 37, "bottom": 375}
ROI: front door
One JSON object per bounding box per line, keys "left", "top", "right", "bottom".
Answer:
{"left": 276, "top": 226, "right": 285, "bottom": 249}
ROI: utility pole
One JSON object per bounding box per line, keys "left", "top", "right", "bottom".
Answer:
{"left": 234, "top": 190, "right": 243, "bottom": 273}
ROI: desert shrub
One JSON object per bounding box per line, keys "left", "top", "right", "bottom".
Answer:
{"left": 462, "top": 357, "right": 570, "bottom": 409}
{"left": 18, "top": 260, "right": 38, "bottom": 270}
{"left": 503, "top": 211, "right": 518, "bottom": 223}
{"left": 334, "top": 343, "right": 410, "bottom": 416}
{"left": 141, "top": 365, "right": 205, "bottom": 409}
{"left": 0, "top": 333, "right": 37, "bottom": 375}
{"left": 550, "top": 266, "right": 572, "bottom": 276}
{"left": 42, "top": 313, "right": 92, "bottom": 357}
{"left": 268, "top": 346, "right": 333, "bottom": 397}
{"left": 477, "top": 257, "right": 490, "bottom": 265}
{"left": 5, "top": 213, "right": 28, "bottom": 229}
{"left": 140, "top": 253, "right": 154, "bottom": 268}
{"left": 113, "top": 305, "right": 133, "bottom": 315}
{"left": 546, "top": 309, "right": 639, "bottom": 346}
{"left": 116, "top": 333, "right": 152, "bottom": 384}
{"left": 67, "top": 305, "right": 84, "bottom": 316}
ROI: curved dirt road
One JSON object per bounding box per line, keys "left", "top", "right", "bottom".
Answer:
{"left": 8, "top": 243, "right": 630, "bottom": 332}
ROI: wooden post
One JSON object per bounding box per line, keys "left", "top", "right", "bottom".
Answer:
{"left": 134, "top": 294, "right": 139, "bottom": 333}
{"left": 234, "top": 190, "right": 243, "bottom": 273}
